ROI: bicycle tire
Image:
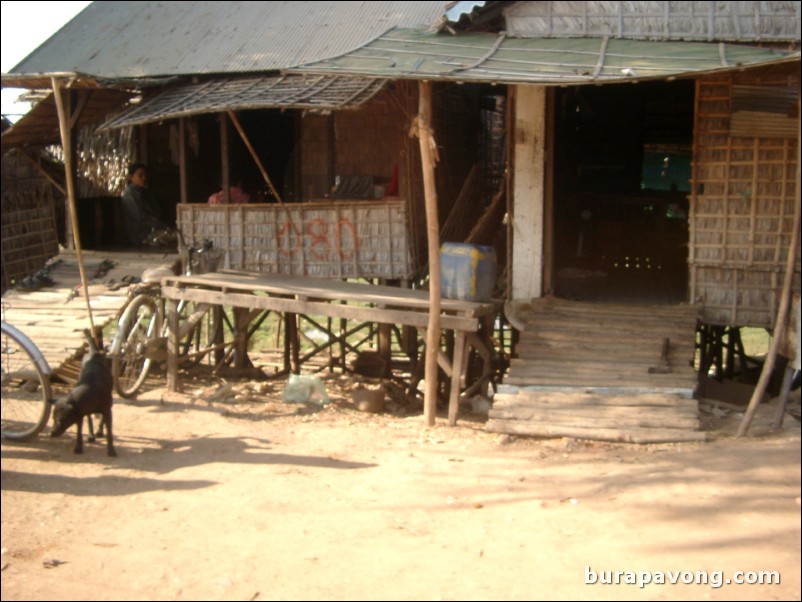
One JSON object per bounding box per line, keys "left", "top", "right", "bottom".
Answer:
{"left": 111, "top": 294, "right": 161, "bottom": 398}
{"left": 1, "top": 321, "right": 53, "bottom": 440}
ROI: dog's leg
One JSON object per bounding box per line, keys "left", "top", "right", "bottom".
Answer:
{"left": 103, "top": 410, "right": 117, "bottom": 457}
{"left": 86, "top": 415, "right": 96, "bottom": 442}
{"left": 74, "top": 418, "right": 84, "bottom": 454}
{"left": 95, "top": 414, "right": 106, "bottom": 438}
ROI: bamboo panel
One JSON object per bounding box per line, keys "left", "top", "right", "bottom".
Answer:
{"left": 690, "top": 71, "right": 800, "bottom": 327}
{"left": 176, "top": 200, "right": 415, "bottom": 279}
{"left": 1, "top": 202, "right": 59, "bottom": 293}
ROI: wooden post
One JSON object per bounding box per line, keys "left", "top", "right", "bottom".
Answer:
{"left": 416, "top": 81, "right": 442, "bottom": 427}
{"left": 51, "top": 77, "right": 97, "bottom": 343}
{"left": 228, "top": 110, "right": 281, "bottom": 203}
{"left": 448, "top": 331, "right": 466, "bottom": 425}
{"left": 737, "top": 99, "right": 801, "bottom": 437}
{"left": 212, "top": 305, "right": 225, "bottom": 367}
{"left": 228, "top": 110, "right": 301, "bottom": 240}
{"left": 233, "top": 307, "right": 253, "bottom": 369}
{"left": 221, "top": 113, "right": 230, "bottom": 204}
{"left": 167, "top": 298, "right": 180, "bottom": 392}
{"left": 511, "top": 85, "right": 546, "bottom": 300}
{"left": 284, "top": 312, "right": 300, "bottom": 374}
{"left": 179, "top": 117, "right": 188, "bottom": 204}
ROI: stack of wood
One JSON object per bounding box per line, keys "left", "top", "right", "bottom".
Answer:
{"left": 488, "top": 297, "right": 705, "bottom": 442}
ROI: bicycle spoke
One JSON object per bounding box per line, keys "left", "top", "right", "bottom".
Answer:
{"left": 1, "top": 323, "right": 52, "bottom": 440}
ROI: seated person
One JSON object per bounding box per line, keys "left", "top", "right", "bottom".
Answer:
{"left": 208, "top": 174, "right": 250, "bottom": 204}
{"left": 121, "top": 162, "right": 167, "bottom": 246}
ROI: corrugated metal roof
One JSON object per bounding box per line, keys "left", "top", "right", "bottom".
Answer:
{"left": 290, "top": 28, "right": 801, "bottom": 84}
{"left": 445, "top": 1, "right": 489, "bottom": 24}
{"left": 9, "top": 1, "right": 447, "bottom": 80}
{"left": 97, "top": 74, "right": 387, "bottom": 131}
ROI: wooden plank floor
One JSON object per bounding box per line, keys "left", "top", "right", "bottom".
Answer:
{"left": 488, "top": 297, "right": 704, "bottom": 442}
{"left": 2, "top": 249, "right": 178, "bottom": 383}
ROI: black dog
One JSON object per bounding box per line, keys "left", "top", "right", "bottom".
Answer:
{"left": 51, "top": 345, "right": 116, "bottom": 457}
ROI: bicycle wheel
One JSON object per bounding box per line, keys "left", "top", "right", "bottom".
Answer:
{"left": 111, "top": 294, "right": 162, "bottom": 398}
{"left": 1, "top": 321, "right": 52, "bottom": 440}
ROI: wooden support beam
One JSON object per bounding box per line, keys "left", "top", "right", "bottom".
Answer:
{"left": 448, "top": 330, "right": 466, "bottom": 426}
{"left": 233, "top": 307, "right": 254, "bottom": 369}
{"left": 161, "top": 285, "right": 479, "bottom": 331}
{"left": 19, "top": 149, "right": 66, "bottom": 195}
{"left": 285, "top": 312, "right": 300, "bottom": 374}
{"left": 511, "top": 85, "right": 546, "bottom": 300}
{"left": 167, "top": 298, "right": 180, "bottom": 392}
{"left": 51, "top": 77, "right": 97, "bottom": 344}
{"left": 416, "top": 80, "right": 442, "bottom": 427}
{"left": 179, "top": 117, "right": 188, "bottom": 204}
{"left": 228, "top": 110, "right": 281, "bottom": 203}
{"left": 221, "top": 113, "right": 230, "bottom": 204}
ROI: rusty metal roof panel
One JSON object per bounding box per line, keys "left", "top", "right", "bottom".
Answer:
{"left": 9, "top": 1, "right": 447, "bottom": 80}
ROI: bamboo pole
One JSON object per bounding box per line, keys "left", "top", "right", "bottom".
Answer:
{"left": 221, "top": 113, "right": 230, "bottom": 204}
{"left": 179, "top": 117, "right": 188, "bottom": 203}
{"left": 415, "top": 81, "right": 442, "bottom": 427}
{"left": 737, "top": 91, "right": 801, "bottom": 437}
{"left": 51, "top": 77, "right": 97, "bottom": 344}
{"left": 19, "top": 149, "right": 67, "bottom": 195}
{"left": 227, "top": 110, "right": 300, "bottom": 239}
{"left": 227, "top": 110, "right": 282, "bottom": 203}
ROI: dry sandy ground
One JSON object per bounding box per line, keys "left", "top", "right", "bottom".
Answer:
{"left": 2, "top": 372, "right": 800, "bottom": 601}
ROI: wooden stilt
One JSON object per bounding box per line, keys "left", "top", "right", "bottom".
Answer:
{"left": 773, "top": 366, "right": 796, "bottom": 431}
{"left": 179, "top": 117, "right": 188, "bottom": 204}
{"left": 51, "top": 77, "right": 97, "bottom": 344}
{"left": 212, "top": 305, "right": 225, "bottom": 366}
{"left": 448, "top": 331, "right": 466, "bottom": 426}
{"left": 284, "top": 312, "right": 300, "bottom": 374}
{"left": 221, "top": 113, "right": 230, "bottom": 204}
{"left": 167, "top": 298, "right": 180, "bottom": 392}
{"left": 415, "top": 81, "right": 442, "bottom": 427}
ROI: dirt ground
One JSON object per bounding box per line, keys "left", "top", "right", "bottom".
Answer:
{"left": 2, "top": 369, "right": 800, "bottom": 601}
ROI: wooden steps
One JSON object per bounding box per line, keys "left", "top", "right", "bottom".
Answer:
{"left": 489, "top": 297, "right": 704, "bottom": 443}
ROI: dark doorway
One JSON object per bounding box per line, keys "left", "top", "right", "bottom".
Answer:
{"left": 551, "top": 80, "right": 694, "bottom": 303}
{"left": 234, "top": 110, "right": 298, "bottom": 201}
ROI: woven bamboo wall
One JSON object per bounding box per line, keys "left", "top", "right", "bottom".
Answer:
{"left": 176, "top": 200, "right": 414, "bottom": 279}
{"left": 1, "top": 152, "right": 61, "bottom": 293}
{"left": 299, "top": 113, "right": 332, "bottom": 200}
{"left": 299, "top": 89, "right": 407, "bottom": 201}
{"left": 335, "top": 92, "right": 404, "bottom": 182}
{"left": 690, "top": 68, "right": 800, "bottom": 327}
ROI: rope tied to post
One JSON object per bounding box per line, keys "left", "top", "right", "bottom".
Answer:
{"left": 409, "top": 116, "right": 440, "bottom": 165}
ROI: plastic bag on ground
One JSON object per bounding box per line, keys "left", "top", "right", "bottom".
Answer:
{"left": 282, "top": 374, "right": 331, "bottom": 405}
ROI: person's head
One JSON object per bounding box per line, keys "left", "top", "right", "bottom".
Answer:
{"left": 128, "top": 162, "right": 148, "bottom": 187}
{"left": 218, "top": 170, "right": 245, "bottom": 191}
